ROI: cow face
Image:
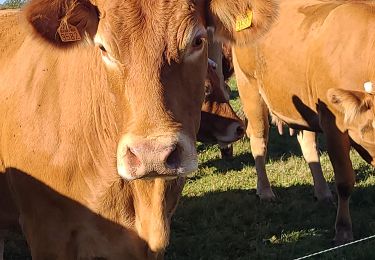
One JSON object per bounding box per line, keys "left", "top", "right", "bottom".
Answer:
{"left": 328, "top": 88, "right": 375, "bottom": 165}
{"left": 198, "top": 61, "right": 245, "bottom": 145}
{"left": 25, "top": 0, "right": 277, "bottom": 180}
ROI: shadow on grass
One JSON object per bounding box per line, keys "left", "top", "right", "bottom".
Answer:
{"left": 166, "top": 182, "right": 375, "bottom": 260}
{"left": 355, "top": 164, "right": 375, "bottom": 183}
{"left": 199, "top": 151, "right": 254, "bottom": 173}
{"left": 264, "top": 125, "right": 327, "bottom": 161}
{"left": 4, "top": 166, "right": 375, "bottom": 260}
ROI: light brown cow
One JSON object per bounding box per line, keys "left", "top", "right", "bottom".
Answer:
{"left": 215, "top": 43, "right": 332, "bottom": 201}
{"left": 0, "top": 59, "right": 243, "bottom": 260}
{"left": 198, "top": 60, "right": 245, "bottom": 155}
{"left": 0, "top": 59, "right": 244, "bottom": 260}
{"left": 0, "top": 0, "right": 277, "bottom": 259}
{"left": 233, "top": 0, "right": 375, "bottom": 244}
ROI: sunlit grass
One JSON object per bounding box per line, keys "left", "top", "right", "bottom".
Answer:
{"left": 166, "top": 80, "right": 375, "bottom": 260}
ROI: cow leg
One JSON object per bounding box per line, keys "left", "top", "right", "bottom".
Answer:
{"left": 321, "top": 127, "right": 354, "bottom": 244}
{"left": 236, "top": 82, "right": 273, "bottom": 199}
{"left": 219, "top": 143, "right": 234, "bottom": 159}
{"left": 296, "top": 130, "right": 333, "bottom": 201}
{"left": 249, "top": 132, "right": 274, "bottom": 200}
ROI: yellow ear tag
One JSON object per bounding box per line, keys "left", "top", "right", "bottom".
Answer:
{"left": 235, "top": 10, "right": 253, "bottom": 32}
{"left": 57, "top": 21, "right": 82, "bottom": 42}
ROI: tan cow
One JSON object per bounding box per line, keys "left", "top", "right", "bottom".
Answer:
{"left": 215, "top": 43, "right": 332, "bottom": 201}
{"left": 233, "top": 0, "right": 375, "bottom": 244}
{"left": 0, "top": 59, "right": 243, "bottom": 260}
{"left": 0, "top": 0, "right": 277, "bottom": 259}
{"left": 198, "top": 60, "right": 245, "bottom": 156}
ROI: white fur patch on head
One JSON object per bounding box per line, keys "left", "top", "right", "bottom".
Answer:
{"left": 364, "top": 81, "right": 373, "bottom": 93}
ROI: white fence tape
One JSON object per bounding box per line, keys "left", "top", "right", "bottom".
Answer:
{"left": 294, "top": 234, "right": 375, "bottom": 260}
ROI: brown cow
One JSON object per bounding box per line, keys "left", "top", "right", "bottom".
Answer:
{"left": 215, "top": 43, "right": 332, "bottom": 201}
{"left": 233, "top": 0, "right": 375, "bottom": 244}
{"left": 0, "top": 0, "right": 278, "bottom": 259}
{"left": 207, "top": 33, "right": 244, "bottom": 159}
{"left": 198, "top": 60, "right": 245, "bottom": 155}
{"left": 0, "top": 59, "right": 244, "bottom": 260}
{"left": 0, "top": 59, "right": 243, "bottom": 260}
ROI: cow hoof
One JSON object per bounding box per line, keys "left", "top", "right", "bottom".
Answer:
{"left": 314, "top": 184, "right": 333, "bottom": 203}
{"left": 333, "top": 231, "right": 353, "bottom": 246}
{"left": 220, "top": 146, "right": 233, "bottom": 160}
{"left": 257, "top": 189, "right": 276, "bottom": 201}
{"left": 314, "top": 191, "right": 334, "bottom": 204}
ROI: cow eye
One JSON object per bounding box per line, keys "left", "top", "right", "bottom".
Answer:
{"left": 192, "top": 35, "right": 206, "bottom": 50}
{"left": 99, "top": 44, "right": 107, "bottom": 53}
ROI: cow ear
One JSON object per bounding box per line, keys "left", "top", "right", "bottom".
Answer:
{"left": 327, "top": 88, "right": 373, "bottom": 123}
{"left": 206, "top": 0, "right": 278, "bottom": 45}
{"left": 25, "top": 0, "right": 99, "bottom": 47}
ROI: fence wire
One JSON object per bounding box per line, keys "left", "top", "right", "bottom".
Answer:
{"left": 294, "top": 234, "right": 375, "bottom": 260}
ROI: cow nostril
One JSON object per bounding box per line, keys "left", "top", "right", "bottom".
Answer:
{"left": 237, "top": 126, "right": 245, "bottom": 137}
{"left": 165, "top": 145, "right": 181, "bottom": 169}
{"left": 125, "top": 147, "right": 142, "bottom": 169}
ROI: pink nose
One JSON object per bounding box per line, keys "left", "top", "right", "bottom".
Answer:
{"left": 118, "top": 141, "right": 181, "bottom": 180}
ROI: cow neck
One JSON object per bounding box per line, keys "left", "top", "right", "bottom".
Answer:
{"left": 93, "top": 177, "right": 179, "bottom": 256}
{"left": 131, "top": 178, "right": 170, "bottom": 253}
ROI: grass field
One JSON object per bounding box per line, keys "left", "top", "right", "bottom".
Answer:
{"left": 4, "top": 80, "right": 375, "bottom": 259}
{"left": 164, "top": 79, "right": 375, "bottom": 260}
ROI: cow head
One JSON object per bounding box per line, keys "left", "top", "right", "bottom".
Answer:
{"left": 198, "top": 60, "right": 245, "bottom": 146}
{"left": 25, "top": 0, "right": 278, "bottom": 180}
{"left": 327, "top": 87, "right": 375, "bottom": 164}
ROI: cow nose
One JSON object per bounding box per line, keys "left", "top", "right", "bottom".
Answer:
{"left": 165, "top": 145, "right": 181, "bottom": 169}
{"left": 236, "top": 125, "right": 245, "bottom": 138}
{"left": 117, "top": 139, "right": 188, "bottom": 180}
{"left": 117, "top": 133, "right": 198, "bottom": 180}
{"left": 128, "top": 143, "right": 181, "bottom": 170}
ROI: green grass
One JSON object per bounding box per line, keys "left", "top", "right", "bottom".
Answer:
{"left": 4, "top": 79, "right": 375, "bottom": 259}
{"left": 0, "top": 0, "right": 26, "bottom": 9}
{"left": 165, "top": 79, "right": 375, "bottom": 260}
{"left": 166, "top": 136, "right": 375, "bottom": 260}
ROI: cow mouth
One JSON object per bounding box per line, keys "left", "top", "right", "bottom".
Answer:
{"left": 215, "top": 132, "right": 243, "bottom": 144}
{"left": 217, "top": 141, "right": 231, "bottom": 146}
{"left": 135, "top": 166, "right": 196, "bottom": 180}
{"left": 138, "top": 171, "right": 179, "bottom": 180}
{"left": 214, "top": 123, "right": 245, "bottom": 144}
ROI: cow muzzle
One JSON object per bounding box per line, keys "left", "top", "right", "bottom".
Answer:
{"left": 117, "top": 133, "right": 197, "bottom": 180}
{"left": 216, "top": 120, "right": 245, "bottom": 144}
